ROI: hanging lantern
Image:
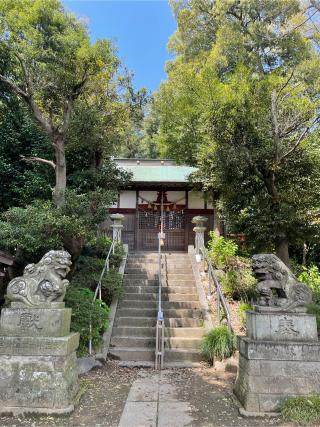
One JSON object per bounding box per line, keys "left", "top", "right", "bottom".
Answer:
{"left": 173, "top": 203, "right": 177, "bottom": 210}
{"left": 154, "top": 204, "right": 157, "bottom": 211}
{"left": 147, "top": 202, "right": 151, "bottom": 209}
{"left": 166, "top": 205, "right": 170, "bottom": 212}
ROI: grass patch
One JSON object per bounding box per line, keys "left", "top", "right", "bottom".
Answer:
{"left": 281, "top": 395, "right": 320, "bottom": 426}
{"left": 201, "top": 325, "right": 236, "bottom": 365}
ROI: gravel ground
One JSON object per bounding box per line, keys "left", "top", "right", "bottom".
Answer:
{"left": 0, "top": 361, "right": 297, "bottom": 427}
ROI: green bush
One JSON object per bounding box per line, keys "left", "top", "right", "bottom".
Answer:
{"left": 238, "top": 302, "right": 252, "bottom": 328}
{"left": 220, "top": 268, "right": 256, "bottom": 301}
{"left": 201, "top": 326, "right": 236, "bottom": 365}
{"left": 65, "top": 287, "right": 109, "bottom": 356}
{"left": 101, "top": 269, "right": 124, "bottom": 302}
{"left": 298, "top": 265, "right": 320, "bottom": 304}
{"left": 207, "top": 231, "right": 238, "bottom": 268}
{"left": 307, "top": 303, "right": 320, "bottom": 331}
{"left": 85, "top": 235, "right": 113, "bottom": 258}
{"left": 281, "top": 395, "right": 320, "bottom": 426}
{"left": 0, "top": 200, "right": 86, "bottom": 263}
{"left": 71, "top": 255, "right": 124, "bottom": 305}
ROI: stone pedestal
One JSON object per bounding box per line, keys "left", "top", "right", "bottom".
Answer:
{"left": 0, "top": 304, "right": 79, "bottom": 415}
{"left": 192, "top": 216, "right": 208, "bottom": 255}
{"left": 110, "top": 213, "right": 124, "bottom": 243}
{"left": 234, "top": 310, "right": 320, "bottom": 414}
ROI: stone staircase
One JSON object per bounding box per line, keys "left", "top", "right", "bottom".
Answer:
{"left": 108, "top": 252, "right": 204, "bottom": 367}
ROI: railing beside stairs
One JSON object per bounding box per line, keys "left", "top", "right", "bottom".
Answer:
{"left": 155, "top": 194, "right": 165, "bottom": 369}
{"left": 89, "top": 238, "right": 116, "bottom": 355}
{"left": 198, "top": 235, "right": 233, "bottom": 332}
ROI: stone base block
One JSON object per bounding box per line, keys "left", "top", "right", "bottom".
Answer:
{"left": 234, "top": 337, "right": 320, "bottom": 413}
{"left": 0, "top": 307, "right": 71, "bottom": 337}
{"left": 0, "top": 333, "right": 79, "bottom": 356}
{"left": 246, "top": 310, "right": 317, "bottom": 342}
{"left": 0, "top": 351, "right": 78, "bottom": 414}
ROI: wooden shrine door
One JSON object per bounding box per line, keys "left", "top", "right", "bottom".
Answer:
{"left": 137, "top": 208, "right": 186, "bottom": 251}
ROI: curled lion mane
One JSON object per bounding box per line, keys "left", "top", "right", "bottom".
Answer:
{"left": 6, "top": 250, "right": 72, "bottom": 307}
{"left": 252, "top": 254, "right": 312, "bottom": 311}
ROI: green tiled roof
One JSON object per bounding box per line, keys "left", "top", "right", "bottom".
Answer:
{"left": 120, "top": 164, "right": 197, "bottom": 183}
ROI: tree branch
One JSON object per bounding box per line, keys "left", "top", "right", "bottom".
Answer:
{"left": 311, "top": 0, "right": 320, "bottom": 12}
{"left": 20, "top": 155, "right": 56, "bottom": 170}
{"left": 279, "top": 116, "right": 320, "bottom": 162}
{"left": 13, "top": 52, "right": 33, "bottom": 95}
{"left": 276, "top": 69, "right": 295, "bottom": 101}
{"left": 0, "top": 74, "right": 29, "bottom": 100}
{"left": 0, "top": 74, "right": 54, "bottom": 136}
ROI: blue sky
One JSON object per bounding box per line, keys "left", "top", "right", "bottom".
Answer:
{"left": 62, "top": 0, "right": 176, "bottom": 93}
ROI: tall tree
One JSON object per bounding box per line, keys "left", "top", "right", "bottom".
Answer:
{"left": 0, "top": 0, "right": 118, "bottom": 207}
{"left": 155, "top": 0, "right": 320, "bottom": 263}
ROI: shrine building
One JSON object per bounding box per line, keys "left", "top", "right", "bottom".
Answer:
{"left": 105, "top": 159, "right": 222, "bottom": 252}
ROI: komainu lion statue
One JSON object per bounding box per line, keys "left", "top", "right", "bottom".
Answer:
{"left": 6, "top": 250, "right": 72, "bottom": 307}
{"left": 252, "top": 254, "right": 312, "bottom": 311}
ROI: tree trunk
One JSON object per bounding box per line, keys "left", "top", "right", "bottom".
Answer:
{"left": 53, "top": 136, "right": 67, "bottom": 208}
{"left": 275, "top": 234, "right": 290, "bottom": 266}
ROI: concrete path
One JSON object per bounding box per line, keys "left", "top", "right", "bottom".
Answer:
{"left": 118, "top": 370, "right": 194, "bottom": 427}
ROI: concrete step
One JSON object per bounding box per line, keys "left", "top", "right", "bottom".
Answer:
{"left": 111, "top": 337, "right": 155, "bottom": 348}
{"left": 111, "top": 336, "right": 202, "bottom": 350}
{"left": 165, "top": 337, "right": 202, "bottom": 350}
{"left": 118, "top": 300, "right": 201, "bottom": 310}
{"left": 112, "top": 326, "right": 204, "bottom": 338}
{"left": 166, "top": 273, "right": 195, "bottom": 280}
{"left": 123, "top": 293, "right": 199, "bottom": 302}
{"left": 124, "top": 272, "right": 158, "bottom": 279}
{"left": 124, "top": 286, "right": 197, "bottom": 294}
{"left": 126, "top": 262, "right": 192, "bottom": 269}
{"left": 108, "top": 347, "right": 154, "bottom": 362}
{"left": 123, "top": 279, "right": 196, "bottom": 286}
{"left": 116, "top": 308, "right": 202, "bottom": 318}
{"left": 129, "top": 254, "right": 189, "bottom": 258}
{"left": 162, "top": 281, "right": 196, "bottom": 287}
{"left": 114, "top": 317, "right": 203, "bottom": 328}
{"left": 164, "top": 349, "right": 202, "bottom": 363}
{"left": 123, "top": 279, "right": 158, "bottom": 286}
{"left": 125, "top": 264, "right": 193, "bottom": 275}
{"left": 110, "top": 347, "right": 202, "bottom": 364}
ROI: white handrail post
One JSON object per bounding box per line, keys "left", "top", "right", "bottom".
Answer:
{"left": 155, "top": 192, "right": 165, "bottom": 369}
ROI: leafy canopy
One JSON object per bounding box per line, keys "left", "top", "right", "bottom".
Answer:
{"left": 154, "top": 0, "right": 320, "bottom": 258}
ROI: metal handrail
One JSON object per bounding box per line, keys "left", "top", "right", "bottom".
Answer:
{"left": 89, "top": 239, "right": 116, "bottom": 355}
{"left": 155, "top": 193, "right": 165, "bottom": 369}
{"left": 198, "top": 235, "right": 232, "bottom": 332}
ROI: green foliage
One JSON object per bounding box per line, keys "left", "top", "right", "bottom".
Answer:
{"left": 299, "top": 265, "right": 320, "bottom": 304}
{"left": 220, "top": 265, "right": 256, "bottom": 301}
{"left": 208, "top": 231, "right": 238, "bottom": 268}
{"left": 85, "top": 236, "right": 114, "bottom": 258}
{"left": 207, "top": 233, "right": 256, "bottom": 301}
{"left": 0, "top": 96, "right": 53, "bottom": 211}
{"left": 101, "top": 269, "right": 124, "bottom": 302}
{"left": 281, "top": 395, "right": 320, "bottom": 426}
{"left": 65, "top": 287, "right": 109, "bottom": 356}
{"left": 0, "top": 199, "right": 85, "bottom": 263}
{"left": 155, "top": 0, "right": 320, "bottom": 259}
{"left": 237, "top": 302, "right": 252, "bottom": 328}
{"left": 71, "top": 258, "right": 123, "bottom": 304}
{"left": 201, "top": 326, "right": 236, "bottom": 365}
{"left": 307, "top": 304, "right": 320, "bottom": 331}
{"left": 71, "top": 238, "right": 124, "bottom": 305}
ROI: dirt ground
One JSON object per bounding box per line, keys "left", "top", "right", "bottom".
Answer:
{"left": 0, "top": 360, "right": 297, "bottom": 427}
